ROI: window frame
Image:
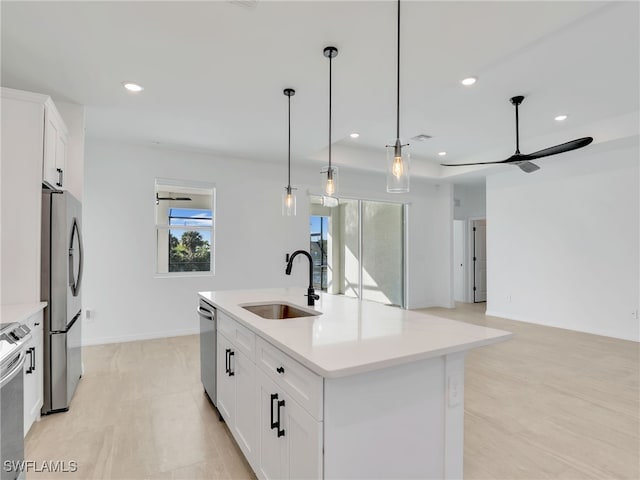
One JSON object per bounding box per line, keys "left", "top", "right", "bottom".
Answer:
{"left": 154, "top": 178, "right": 216, "bottom": 278}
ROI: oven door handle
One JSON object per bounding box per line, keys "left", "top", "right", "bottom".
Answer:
{"left": 0, "top": 352, "right": 25, "bottom": 388}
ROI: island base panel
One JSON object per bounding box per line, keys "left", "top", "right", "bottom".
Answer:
{"left": 323, "top": 353, "right": 465, "bottom": 479}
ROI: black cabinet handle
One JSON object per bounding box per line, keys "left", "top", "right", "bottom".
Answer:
{"left": 276, "top": 366, "right": 285, "bottom": 375}
{"left": 270, "top": 393, "right": 279, "bottom": 430}
{"left": 225, "top": 348, "right": 230, "bottom": 374}
{"left": 30, "top": 347, "right": 36, "bottom": 372}
{"left": 56, "top": 168, "right": 63, "bottom": 187}
{"left": 270, "top": 393, "right": 286, "bottom": 437}
{"left": 25, "top": 348, "right": 34, "bottom": 374}
{"left": 228, "top": 351, "right": 235, "bottom": 376}
{"left": 276, "top": 398, "right": 286, "bottom": 437}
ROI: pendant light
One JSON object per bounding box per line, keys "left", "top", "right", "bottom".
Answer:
{"left": 282, "top": 88, "right": 297, "bottom": 216}
{"left": 321, "top": 46, "right": 339, "bottom": 197}
{"left": 386, "top": 0, "right": 410, "bottom": 193}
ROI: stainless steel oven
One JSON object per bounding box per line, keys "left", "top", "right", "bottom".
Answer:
{"left": 1, "top": 347, "right": 26, "bottom": 480}
{"left": 198, "top": 298, "right": 216, "bottom": 407}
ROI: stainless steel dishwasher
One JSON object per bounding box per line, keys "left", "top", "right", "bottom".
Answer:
{"left": 198, "top": 298, "right": 217, "bottom": 407}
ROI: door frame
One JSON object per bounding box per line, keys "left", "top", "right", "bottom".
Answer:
{"left": 468, "top": 217, "right": 486, "bottom": 303}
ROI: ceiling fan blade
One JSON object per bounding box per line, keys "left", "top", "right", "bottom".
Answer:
{"left": 526, "top": 137, "right": 593, "bottom": 160}
{"left": 441, "top": 153, "right": 523, "bottom": 168}
{"left": 517, "top": 161, "right": 540, "bottom": 173}
{"left": 441, "top": 161, "right": 499, "bottom": 167}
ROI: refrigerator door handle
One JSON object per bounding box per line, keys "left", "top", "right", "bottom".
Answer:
{"left": 69, "top": 218, "right": 83, "bottom": 297}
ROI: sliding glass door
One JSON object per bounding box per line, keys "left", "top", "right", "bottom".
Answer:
{"left": 310, "top": 197, "right": 405, "bottom": 308}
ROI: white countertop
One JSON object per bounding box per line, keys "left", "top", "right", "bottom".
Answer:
{"left": 199, "top": 288, "right": 512, "bottom": 378}
{"left": 1, "top": 302, "right": 47, "bottom": 325}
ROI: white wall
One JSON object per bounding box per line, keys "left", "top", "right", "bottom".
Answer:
{"left": 486, "top": 142, "right": 639, "bottom": 341}
{"left": 453, "top": 183, "right": 485, "bottom": 220}
{"left": 83, "top": 140, "right": 452, "bottom": 345}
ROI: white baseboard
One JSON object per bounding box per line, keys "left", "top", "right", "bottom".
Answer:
{"left": 485, "top": 310, "right": 639, "bottom": 342}
{"left": 82, "top": 327, "right": 200, "bottom": 346}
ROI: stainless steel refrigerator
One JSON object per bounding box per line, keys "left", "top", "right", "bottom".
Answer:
{"left": 41, "top": 189, "right": 83, "bottom": 414}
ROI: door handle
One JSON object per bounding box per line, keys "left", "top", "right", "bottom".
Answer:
{"left": 30, "top": 347, "right": 36, "bottom": 372}
{"left": 228, "top": 351, "right": 235, "bottom": 376}
{"left": 225, "top": 348, "right": 230, "bottom": 374}
{"left": 25, "top": 347, "right": 34, "bottom": 374}
{"left": 276, "top": 398, "right": 285, "bottom": 437}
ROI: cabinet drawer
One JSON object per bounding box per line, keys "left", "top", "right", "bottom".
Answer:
{"left": 218, "top": 311, "right": 256, "bottom": 361}
{"left": 256, "top": 337, "right": 323, "bottom": 421}
{"left": 22, "top": 311, "right": 43, "bottom": 333}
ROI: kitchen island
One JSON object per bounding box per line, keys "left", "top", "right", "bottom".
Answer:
{"left": 199, "top": 288, "right": 512, "bottom": 480}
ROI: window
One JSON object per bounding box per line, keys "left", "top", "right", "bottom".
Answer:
{"left": 155, "top": 179, "right": 215, "bottom": 275}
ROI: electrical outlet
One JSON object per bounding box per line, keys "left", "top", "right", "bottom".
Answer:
{"left": 448, "top": 373, "right": 463, "bottom": 407}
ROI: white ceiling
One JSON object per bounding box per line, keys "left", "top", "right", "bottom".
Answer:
{"left": 2, "top": 1, "right": 638, "bottom": 182}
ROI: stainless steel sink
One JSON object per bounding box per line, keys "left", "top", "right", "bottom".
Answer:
{"left": 241, "top": 303, "right": 318, "bottom": 320}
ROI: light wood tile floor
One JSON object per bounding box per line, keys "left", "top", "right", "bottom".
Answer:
{"left": 25, "top": 304, "right": 639, "bottom": 479}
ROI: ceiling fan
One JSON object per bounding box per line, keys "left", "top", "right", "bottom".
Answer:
{"left": 155, "top": 193, "right": 192, "bottom": 205}
{"left": 441, "top": 95, "right": 593, "bottom": 173}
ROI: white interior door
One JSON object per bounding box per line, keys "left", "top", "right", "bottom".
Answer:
{"left": 453, "top": 220, "right": 465, "bottom": 302}
{"left": 473, "top": 219, "right": 487, "bottom": 302}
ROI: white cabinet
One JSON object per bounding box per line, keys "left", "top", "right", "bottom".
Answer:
{"left": 216, "top": 311, "right": 324, "bottom": 479}
{"left": 43, "top": 105, "right": 68, "bottom": 189}
{"left": 216, "top": 312, "right": 258, "bottom": 467}
{"left": 23, "top": 311, "right": 44, "bottom": 436}
{"left": 1, "top": 87, "right": 69, "bottom": 191}
{"left": 256, "top": 369, "right": 322, "bottom": 480}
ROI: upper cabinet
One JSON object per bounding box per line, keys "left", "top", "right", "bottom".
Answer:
{"left": 1, "top": 87, "right": 70, "bottom": 190}
{"left": 43, "top": 103, "right": 69, "bottom": 189}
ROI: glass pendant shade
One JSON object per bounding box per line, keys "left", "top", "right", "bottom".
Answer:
{"left": 282, "top": 186, "right": 296, "bottom": 216}
{"left": 386, "top": 139, "right": 410, "bottom": 193}
{"left": 321, "top": 166, "right": 338, "bottom": 197}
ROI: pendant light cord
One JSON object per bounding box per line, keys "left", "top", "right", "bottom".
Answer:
{"left": 329, "top": 53, "right": 333, "bottom": 172}
{"left": 288, "top": 93, "right": 291, "bottom": 187}
{"left": 396, "top": 0, "right": 401, "bottom": 140}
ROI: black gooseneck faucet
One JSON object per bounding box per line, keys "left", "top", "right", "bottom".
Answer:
{"left": 285, "top": 250, "right": 320, "bottom": 306}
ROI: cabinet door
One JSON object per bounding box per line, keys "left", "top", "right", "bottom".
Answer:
{"left": 33, "top": 325, "right": 44, "bottom": 414}
{"left": 257, "top": 370, "right": 287, "bottom": 480}
{"left": 282, "top": 392, "right": 322, "bottom": 480}
{"left": 256, "top": 369, "right": 322, "bottom": 480}
{"left": 23, "top": 335, "right": 37, "bottom": 436}
{"left": 216, "top": 333, "right": 235, "bottom": 422}
{"left": 55, "top": 131, "right": 67, "bottom": 187}
{"left": 43, "top": 110, "right": 59, "bottom": 187}
{"left": 233, "top": 349, "right": 257, "bottom": 467}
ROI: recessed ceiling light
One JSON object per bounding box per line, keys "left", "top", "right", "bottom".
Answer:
{"left": 122, "top": 82, "right": 144, "bottom": 93}
{"left": 461, "top": 77, "right": 477, "bottom": 86}
{"left": 438, "top": 151, "right": 447, "bottom": 156}
{"left": 350, "top": 133, "right": 360, "bottom": 138}
{"left": 554, "top": 114, "right": 568, "bottom": 121}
